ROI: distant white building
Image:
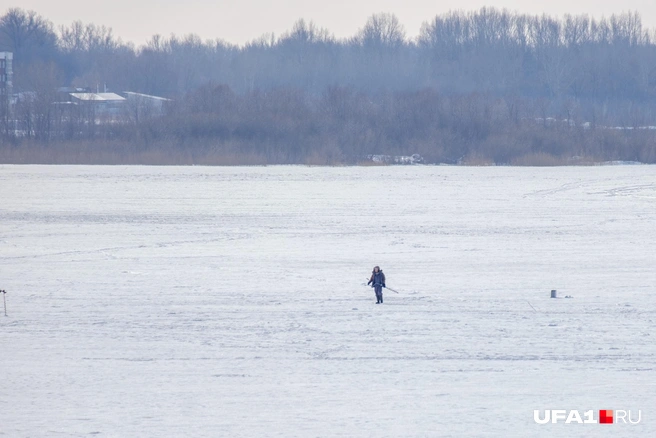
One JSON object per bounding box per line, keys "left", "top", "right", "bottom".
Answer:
{"left": 70, "top": 92, "right": 125, "bottom": 107}
{"left": 68, "top": 92, "right": 126, "bottom": 123}
{"left": 123, "top": 91, "right": 171, "bottom": 121}
{"left": 54, "top": 89, "right": 170, "bottom": 124}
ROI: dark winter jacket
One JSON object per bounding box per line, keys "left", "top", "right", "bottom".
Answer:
{"left": 368, "top": 269, "right": 386, "bottom": 287}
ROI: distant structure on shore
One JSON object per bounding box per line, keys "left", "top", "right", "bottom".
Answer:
{"left": 55, "top": 88, "right": 170, "bottom": 121}
{"left": 0, "top": 52, "right": 12, "bottom": 96}
{"left": 7, "top": 84, "right": 172, "bottom": 137}
{"left": 0, "top": 52, "right": 13, "bottom": 121}
{"left": 68, "top": 91, "right": 126, "bottom": 118}
{"left": 367, "top": 154, "right": 424, "bottom": 165}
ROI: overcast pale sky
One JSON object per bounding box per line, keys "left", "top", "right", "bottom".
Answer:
{"left": 5, "top": 0, "right": 656, "bottom": 46}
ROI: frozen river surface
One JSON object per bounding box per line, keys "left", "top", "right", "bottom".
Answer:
{"left": 1, "top": 165, "right": 655, "bottom": 437}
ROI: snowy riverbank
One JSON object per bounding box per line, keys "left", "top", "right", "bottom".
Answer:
{"left": 1, "top": 165, "right": 654, "bottom": 437}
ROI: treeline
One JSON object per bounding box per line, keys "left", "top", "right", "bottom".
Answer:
{"left": 2, "top": 85, "right": 655, "bottom": 165}
{"left": 148, "top": 86, "right": 656, "bottom": 164}
{"left": 4, "top": 7, "right": 656, "bottom": 98}
{"left": 2, "top": 7, "right": 656, "bottom": 164}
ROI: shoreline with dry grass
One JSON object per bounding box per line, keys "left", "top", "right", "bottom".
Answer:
{"left": 0, "top": 140, "right": 649, "bottom": 167}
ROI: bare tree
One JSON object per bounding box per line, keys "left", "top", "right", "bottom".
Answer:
{"left": 59, "top": 21, "right": 118, "bottom": 53}
{"left": 356, "top": 13, "right": 406, "bottom": 50}
{"left": 14, "top": 61, "right": 61, "bottom": 140}
{"left": 0, "top": 9, "right": 57, "bottom": 61}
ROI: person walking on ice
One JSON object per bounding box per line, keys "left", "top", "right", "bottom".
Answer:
{"left": 368, "top": 266, "right": 386, "bottom": 304}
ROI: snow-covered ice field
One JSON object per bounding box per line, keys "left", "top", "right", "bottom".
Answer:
{"left": 1, "top": 165, "right": 655, "bottom": 437}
